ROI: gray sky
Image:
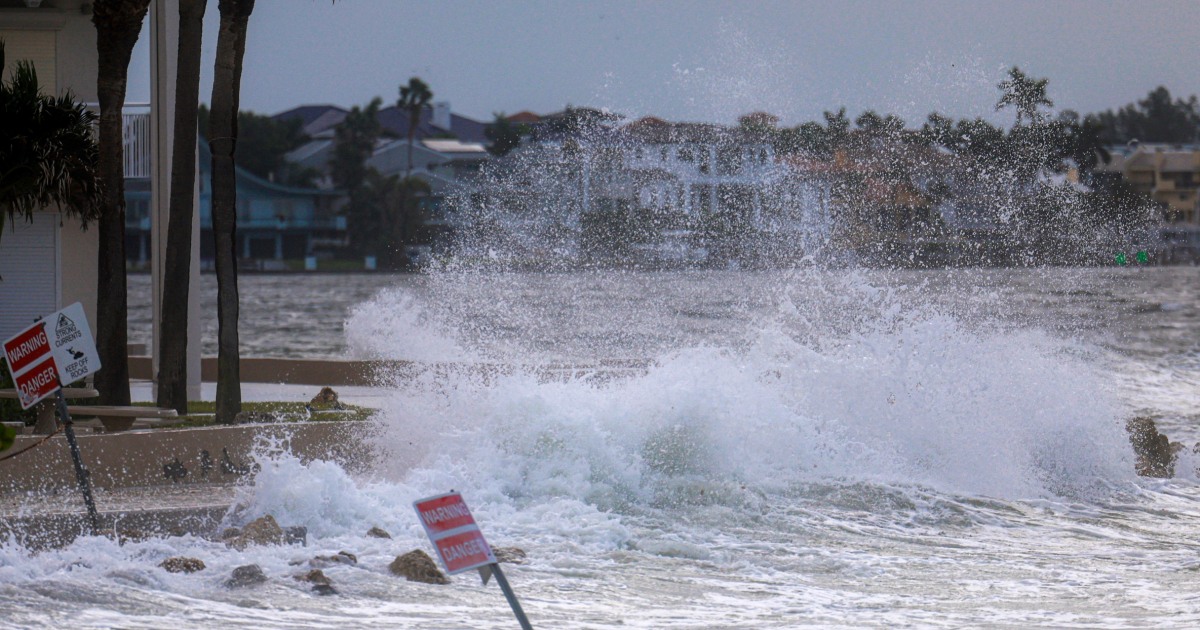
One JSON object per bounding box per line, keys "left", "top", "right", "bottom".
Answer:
{"left": 128, "top": 0, "right": 1200, "bottom": 128}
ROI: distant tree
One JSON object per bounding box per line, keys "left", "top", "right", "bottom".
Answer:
{"left": 196, "top": 104, "right": 310, "bottom": 182}
{"left": 1056, "top": 110, "right": 1110, "bottom": 175}
{"left": 397, "top": 77, "right": 432, "bottom": 180}
{"left": 996, "top": 66, "right": 1053, "bottom": 126}
{"left": 738, "top": 111, "right": 780, "bottom": 133}
{"left": 156, "top": 0, "right": 206, "bottom": 415}
{"left": 823, "top": 108, "right": 851, "bottom": 147}
{"left": 854, "top": 110, "right": 904, "bottom": 137}
{"left": 484, "top": 113, "right": 528, "bottom": 157}
{"left": 208, "top": 0, "right": 255, "bottom": 424}
{"left": 0, "top": 42, "right": 103, "bottom": 248}
{"left": 955, "top": 117, "right": 1009, "bottom": 160}
{"left": 1093, "top": 86, "right": 1200, "bottom": 144}
{"left": 919, "top": 112, "right": 955, "bottom": 147}
{"left": 331, "top": 97, "right": 383, "bottom": 255}
{"left": 92, "top": 0, "right": 151, "bottom": 406}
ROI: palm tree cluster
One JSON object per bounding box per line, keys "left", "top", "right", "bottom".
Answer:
{"left": 0, "top": 42, "right": 103, "bottom": 244}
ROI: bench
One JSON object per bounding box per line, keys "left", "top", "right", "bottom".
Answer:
{"left": 65, "top": 405, "right": 179, "bottom": 433}
{"left": 0, "top": 388, "right": 100, "bottom": 434}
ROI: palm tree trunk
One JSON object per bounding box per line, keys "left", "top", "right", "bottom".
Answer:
{"left": 209, "top": 0, "right": 255, "bottom": 424}
{"left": 92, "top": 0, "right": 151, "bottom": 406}
{"left": 155, "top": 0, "right": 207, "bottom": 415}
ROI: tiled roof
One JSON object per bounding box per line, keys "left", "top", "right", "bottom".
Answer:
{"left": 271, "top": 103, "right": 345, "bottom": 129}
{"left": 506, "top": 111, "right": 541, "bottom": 124}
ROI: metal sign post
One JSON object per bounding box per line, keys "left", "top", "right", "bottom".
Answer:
{"left": 414, "top": 492, "right": 533, "bottom": 629}
{"left": 53, "top": 385, "right": 99, "bottom": 534}
{"left": 4, "top": 304, "right": 104, "bottom": 535}
{"left": 490, "top": 562, "right": 532, "bottom": 630}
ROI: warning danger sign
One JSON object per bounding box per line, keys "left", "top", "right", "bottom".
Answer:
{"left": 2, "top": 303, "right": 101, "bottom": 409}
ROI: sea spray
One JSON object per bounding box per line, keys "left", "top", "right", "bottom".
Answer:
{"left": 357, "top": 269, "right": 1136, "bottom": 505}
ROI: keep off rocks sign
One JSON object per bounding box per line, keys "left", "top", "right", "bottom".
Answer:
{"left": 3, "top": 303, "right": 100, "bottom": 409}
{"left": 414, "top": 492, "right": 497, "bottom": 574}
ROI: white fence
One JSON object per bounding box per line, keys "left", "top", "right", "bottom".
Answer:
{"left": 122, "top": 105, "right": 151, "bottom": 179}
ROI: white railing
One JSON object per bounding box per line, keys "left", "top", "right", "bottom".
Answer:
{"left": 82, "top": 103, "right": 152, "bottom": 179}
{"left": 122, "top": 104, "right": 151, "bottom": 179}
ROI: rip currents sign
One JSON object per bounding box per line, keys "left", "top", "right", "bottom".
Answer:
{"left": 3, "top": 303, "right": 101, "bottom": 409}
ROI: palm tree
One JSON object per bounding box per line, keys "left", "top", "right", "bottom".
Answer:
{"left": 209, "top": 0, "right": 255, "bottom": 424}
{"left": 331, "top": 97, "right": 383, "bottom": 256}
{"left": 155, "top": 0, "right": 207, "bottom": 415}
{"left": 397, "top": 77, "right": 432, "bottom": 180}
{"left": 996, "top": 66, "right": 1053, "bottom": 127}
{"left": 92, "top": 0, "right": 151, "bottom": 406}
{"left": 0, "top": 42, "right": 103, "bottom": 247}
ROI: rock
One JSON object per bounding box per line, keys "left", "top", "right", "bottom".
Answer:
{"left": 294, "top": 569, "right": 331, "bottom": 586}
{"left": 225, "top": 564, "right": 267, "bottom": 588}
{"left": 493, "top": 547, "right": 528, "bottom": 565}
{"left": 220, "top": 527, "right": 242, "bottom": 540}
{"left": 389, "top": 550, "right": 449, "bottom": 585}
{"left": 312, "top": 583, "right": 338, "bottom": 596}
{"left": 311, "top": 550, "right": 357, "bottom": 567}
{"left": 366, "top": 526, "right": 392, "bottom": 539}
{"left": 115, "top": 529, "right": 151, "bottom": 545}
{"left": 234, "top": 411, "right": 278, "bottom": 424}
{"left": 227, "top": 515, "right": 285, "bottom": 550}
{"left": 1127, "top": 416, "right": 1179, "bottom": 478}
{"left": 309, "top": 387, "right": 342, "bottom": 409}
{"left": 284, "top": 526, "right": 308, "bottom": 546}
{"left": 160, "top": 556, "right": 206, "bottom": 574}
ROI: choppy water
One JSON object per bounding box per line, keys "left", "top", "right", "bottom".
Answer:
{"left": 13, "top": 266, "right": 1200, "bottom": 627}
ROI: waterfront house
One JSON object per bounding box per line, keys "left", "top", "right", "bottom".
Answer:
{"left": 125, "top": 139, "right": 344, "bottom": 269}
{"left": 1100, "top": 143, "right": 1200, "bottom": 258}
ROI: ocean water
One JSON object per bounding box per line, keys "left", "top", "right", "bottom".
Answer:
{"left": 10, "top": 266, "right": 1200, "bottom": 628}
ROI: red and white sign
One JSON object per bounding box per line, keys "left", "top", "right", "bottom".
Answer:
{"left": 3, "top": 303, "right": 101, "bottom": 409}
{"left": 414, "top": 492, "right": 497, "bottom": 574}
{"left": 4, "top": 322, "right": 51, "bottom": 375}
{"left": 13, "top": 355, "right": 60, "bottom": 409}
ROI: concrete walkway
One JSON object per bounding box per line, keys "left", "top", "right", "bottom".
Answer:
{"left": 129, "top": 380, "right": 395, "bottom": 409}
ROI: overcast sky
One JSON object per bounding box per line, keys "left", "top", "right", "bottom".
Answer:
{"left": 127, "top": 0, "right": 1200, "bottom": 128}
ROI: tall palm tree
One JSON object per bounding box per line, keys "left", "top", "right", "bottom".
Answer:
{"left": 209, "top": 0, "right": 255, "bottom": 424}
{"left": 996, "top": 66, "right": 1053, "bottom": 127}
{"left": 92, "top": 0, "right": 151, "bottom": 406}
{"left": 0, "top": 42, "right": 103, "bottom": 246}
{"left": 397, "top": 77, "right": 432, "bottom": 181}
{"left": 155, "top": 0, "right": 207, "bottom": 415}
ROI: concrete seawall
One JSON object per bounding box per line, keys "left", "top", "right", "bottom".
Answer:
{"left": 0, "top": 421, "right": 373, "bottom": 495}
{"left": 128, "top": 356, "right": 651, "bottom": 386}
{"left": 0, "top": 421, "right": 375, "bottom": 548}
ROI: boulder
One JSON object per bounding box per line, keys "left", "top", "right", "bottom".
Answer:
{"left": 227, "top": 515, "right": 285, "bottom": 550}
{"left": 389, "top": 550, "right": 449, "bottom": 585}
{"left": 366, "top": 526, "right": 392, "bottom": 539}
{"left": 294, "top": 568, "right": 331, "bottom": 586}
{"left": 312, "top": 583, "right": 338, "bottom": 596}
{"left": 310, "top": 550, "right": 357, "bottom": 567}
{"left": 225, "top": 564, "right": 268, "bottom": 588}
{"left": 309, "top": 387, "right": 343, "bottom": 410}
{"left": 493, "top": 547, "right": 528, "bottom": 565}
{"left": 284, "top": 526, "right": 308, "bottom": 546}
{"left": 159, "top": 557, "right": 206, "bottom": 573}
{"left": 1127, "top": 416, "right": 1180, "bottom": 478}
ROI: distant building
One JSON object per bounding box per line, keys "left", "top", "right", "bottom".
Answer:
{"left": 1102, "top": 144, "right": 1200, "bottom": 224}
{"left": 278, "top": 102, "right": 490, "bottom": 194}
{"left": 1101, "top": 143, "right": 1200, "bottom": 259}
{"left": 126, "top": 139, "right": 344, "bottom": 268}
